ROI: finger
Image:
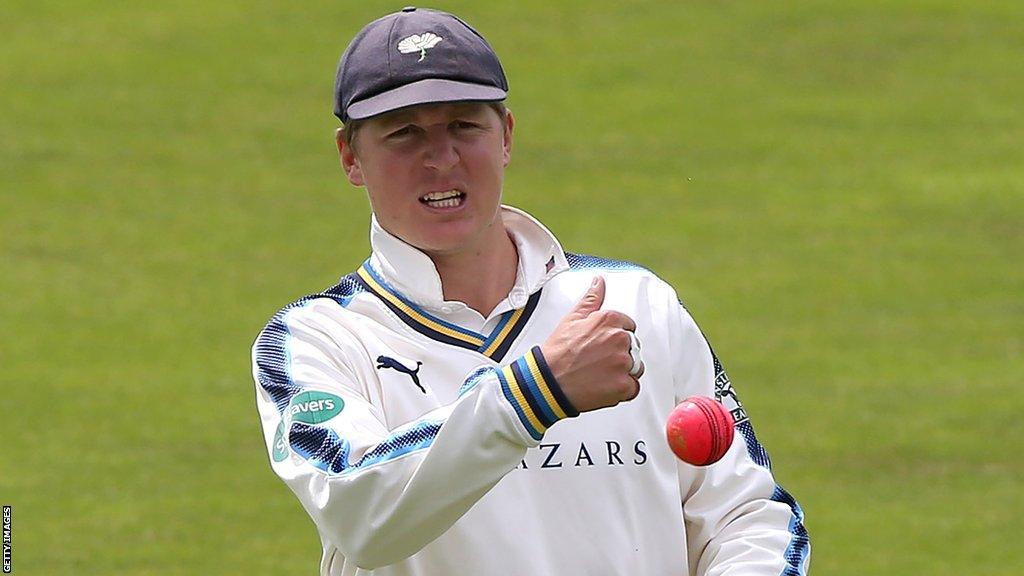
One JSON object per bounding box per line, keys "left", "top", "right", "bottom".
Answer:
{"left": 600, "top": 310, "right": 637, "bottom": 332}
{"left": 570, "top": 275, "right": 606, "bottom": 318}
{"left": 626, "top": 375, "right": 642, "bottom": 400}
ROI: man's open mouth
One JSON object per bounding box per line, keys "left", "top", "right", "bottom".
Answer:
{"left": 419, "top": 190, "right": 466, "bottom": 208}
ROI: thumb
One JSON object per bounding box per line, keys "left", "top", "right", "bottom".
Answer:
{"left": 571, "top": 275, "right": 606, "bottom": 317}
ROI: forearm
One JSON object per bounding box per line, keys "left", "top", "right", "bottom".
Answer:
{"left": 254, "top": 309, "right": 573, "bottom": 569}
{"left": 274, "top": 372, "right": 529, "bottom": 568}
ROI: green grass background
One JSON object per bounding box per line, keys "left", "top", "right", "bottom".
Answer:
{"left": 2, "top": 0, "right": 1022, "bottom": 573}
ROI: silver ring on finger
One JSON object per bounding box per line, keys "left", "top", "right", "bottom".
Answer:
{"left": 627, "top": 331, "right": 644, "bottom": 378}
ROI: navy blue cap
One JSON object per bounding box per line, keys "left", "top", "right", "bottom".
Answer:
{"left": 334, "top": 7, "right": 508, "bottom": 123}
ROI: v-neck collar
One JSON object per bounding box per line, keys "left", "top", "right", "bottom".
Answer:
{"left": 355, "top": 261, "right": 543, "bottom": 362}
{"left": 356, "top": 205, "right": 568, "bottom": 362}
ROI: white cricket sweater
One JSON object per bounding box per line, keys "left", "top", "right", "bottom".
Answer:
{"left": 251, "top": 206, "right": 809, "bottom": 576}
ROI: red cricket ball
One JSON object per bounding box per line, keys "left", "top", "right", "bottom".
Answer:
{"left": 665, "top": 396, "right": 735, "bottom": 466}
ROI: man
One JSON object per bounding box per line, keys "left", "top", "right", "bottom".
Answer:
{"left": 252, "top": 7, "right": 809, "bottom": 575}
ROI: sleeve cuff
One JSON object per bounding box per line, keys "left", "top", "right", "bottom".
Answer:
{"left": 496, "top": 346, "right": 579, "bottom": 441}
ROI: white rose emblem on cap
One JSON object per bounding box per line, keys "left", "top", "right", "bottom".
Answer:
{"left": 397, "top": 33, "right": 443, "bottom": 62}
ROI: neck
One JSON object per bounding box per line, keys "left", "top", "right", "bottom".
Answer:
{"left": 428, "top": 222, "right": 518, "bottom": 316}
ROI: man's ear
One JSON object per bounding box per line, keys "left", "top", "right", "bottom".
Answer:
{"left": 502, "top": 109, "right": 514, "bottom": 167}
{"left": 336, "top": 127, "right": 365, "bottom": 186}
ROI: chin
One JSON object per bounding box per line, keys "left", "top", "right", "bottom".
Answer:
{"left": 412, "top": 224, "right": 482, "bottom": 255}
{"left": 414, "top": 236, "right": 473, "bottom": 256}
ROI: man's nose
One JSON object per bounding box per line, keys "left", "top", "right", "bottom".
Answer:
{"left": 422, "top": 132, "right": 459, "bottom": 171}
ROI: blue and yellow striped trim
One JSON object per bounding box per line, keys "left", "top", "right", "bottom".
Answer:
{"left": 479, "top": 288, "right": 541, "bottom": 360}
{"left": 496, "top": 346, "right": 578, "bottom": 440}
{"left": 357, "top": 263, "right": 483, "bottom": 348}
{"left": 356, "top": 261, "right": 541, "bottom": 362}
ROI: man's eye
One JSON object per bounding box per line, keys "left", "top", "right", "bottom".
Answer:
{"left": 451, "top": 121, "right": 478, "bottom": 130}
{"left": 388, "top": 126, "right": 414, "bottom": 138}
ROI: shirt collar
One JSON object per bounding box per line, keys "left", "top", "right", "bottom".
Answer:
{"left": 367, "top": 205, "right": 569, "bottom": 311}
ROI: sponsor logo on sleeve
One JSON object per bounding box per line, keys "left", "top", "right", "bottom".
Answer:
{"left": 272, "top": 421, "right": 289, "bottom": 462}
{"left": 287, "top": 391, "right": 345, "bottom": 425}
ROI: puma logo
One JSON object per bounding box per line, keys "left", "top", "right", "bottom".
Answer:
{"left": 376, "top": 356, "right": 425, "bottom": 393}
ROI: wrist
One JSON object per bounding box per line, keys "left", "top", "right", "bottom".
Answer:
{"left": 496, "top": 346, "right": 580, "bottom": 441}
{"left": 529, "top": 347, "right": 579, "bottom": 418}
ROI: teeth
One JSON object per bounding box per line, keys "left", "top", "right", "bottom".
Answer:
{"left": 421, "top": 190, "right": 464, "bottom": 209}
{"left": 421, "top": 190, "right": 461, "bottom": 201}
{"left": 430, "top": 197, "right": 461, "bottom": 208}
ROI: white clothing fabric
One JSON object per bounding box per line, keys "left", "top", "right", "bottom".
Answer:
{"left": 251, "top": 206, "right": 809, "bottom": 576}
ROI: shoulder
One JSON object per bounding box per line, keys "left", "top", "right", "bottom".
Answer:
{"left": 254, "top": 273, "right": 367, "bottom": 344}
{"left": 560, "top": 251, "right": 684, "bottom": 306}
{"left": 252, "top": 274, "right": 374, "bottom": 412}
{"left": 564, "top": 252, "right": 650, "bottom": 273}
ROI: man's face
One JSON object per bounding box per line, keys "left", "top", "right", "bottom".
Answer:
{"left": 338, "top": 102, "right": 514, "bottom": 256}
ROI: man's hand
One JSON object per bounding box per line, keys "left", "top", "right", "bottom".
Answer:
{"left": 541, "top": 276, "right": 642, "bottom": 413}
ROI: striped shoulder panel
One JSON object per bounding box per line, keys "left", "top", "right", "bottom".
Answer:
{"left": 254, "top": 273, "right": 364, "bottom": 413}
{"left": 566, "top": 252, "right": 689, "bottom": 309}
{"left": 565, "top": 252, "right": 648, "bottom": 272}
